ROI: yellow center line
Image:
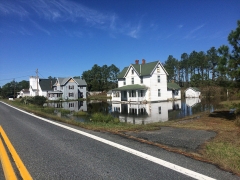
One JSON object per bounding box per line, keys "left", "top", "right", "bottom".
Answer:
{"left": 0, "top": 126, "right": 33, "bottom": 180}
{"left": 0, "top": 138, "right": 17, "bottom": 180}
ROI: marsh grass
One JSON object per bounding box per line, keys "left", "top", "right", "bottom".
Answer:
{"left": 73, "top": 111, "right": 88, "bottom": 116}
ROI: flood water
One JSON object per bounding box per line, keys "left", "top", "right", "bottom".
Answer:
{"left": 47, "top": 97, "right": 226, "bottom": 124}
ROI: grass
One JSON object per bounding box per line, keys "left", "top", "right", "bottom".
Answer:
{"left": 1, "top": 98, "right": 240, "bottom": 175}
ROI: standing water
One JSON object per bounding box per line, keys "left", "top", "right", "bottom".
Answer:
{"left": 47, "top": 97, "right": 224, "bottom": 124}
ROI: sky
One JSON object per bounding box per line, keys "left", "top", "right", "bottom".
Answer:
{"left": 0, "top": 0, "right": 239, "bottom": 87}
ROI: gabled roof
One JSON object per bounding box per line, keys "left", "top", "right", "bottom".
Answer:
{"left": 39, "top": 79, "right": 56, "bottom": 91}
{"left": 185, "top": 87, "right": 200, "bottom": 92}
{"left": 113, "top": 84, "right": 147, "bottom": 91}
{"left": 54, "top": 77, "right": 87, "bottom": 86}
{"left": 117, "top": 61, "right": 168, "bottom": 78}
{"left": 167, "top": 83, "right": 181, "bottom": 90}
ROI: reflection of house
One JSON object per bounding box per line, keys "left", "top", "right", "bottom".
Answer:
{"left": 185, "top": 87, "right": 201, "bottom": 98}
{"left": 185, "top": 98, "right": 201, "bottom": 107}
{"left": 29, "top": 77, "right": 55, "bottom": 97}
{"left": 48, "top": 101, "right": 87, "bottom": 112}
{"left": 48, "top": 77, "right": 87, "bottom": 100}
{"left": 112, "top": 59, "right": 181, "bottom": 103}
{"left": 112, "top": 100, "right": 181, "bottom": 124}
{"left": 17, "top": 89, "right": 30, "bottom": 98}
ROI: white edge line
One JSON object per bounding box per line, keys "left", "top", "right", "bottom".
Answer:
{"left": 1, "top": 102, "right": 216, "bottom": 180}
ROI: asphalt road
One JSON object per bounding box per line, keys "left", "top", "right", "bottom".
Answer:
{"left": 0, "top": 102, "right": 239, "bottom": 180}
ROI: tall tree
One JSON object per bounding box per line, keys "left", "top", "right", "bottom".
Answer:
{"left": 228, "top": 20, "right": 240, "bottom": 83}
{"left": 207, "top": 47, "right": 219, "bottom": 82}
{"left": 164, "top": 55, "right": 178, "bottom": 82}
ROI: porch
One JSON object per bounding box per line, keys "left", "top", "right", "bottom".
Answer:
{"left": 112, "top": 85, "right": 148, "bottom": 102}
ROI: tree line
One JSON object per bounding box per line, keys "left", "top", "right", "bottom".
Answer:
{"left": 164, "top": 20, "right": 240, "bottom": 89}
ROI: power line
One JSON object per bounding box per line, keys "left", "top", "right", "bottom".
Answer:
{"left": 0, "top": 75, "right": 31, "bottom": 82}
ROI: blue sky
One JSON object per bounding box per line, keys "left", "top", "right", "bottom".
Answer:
{"left": 0, "top": 0, "right": 239, "bottom": 87}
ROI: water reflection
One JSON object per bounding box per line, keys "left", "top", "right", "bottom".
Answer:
{"left": 112, "top": 100, "right": 182, "bottom": 124}
{"left": 46, "top": 97, "right": 224, "bottom": 124}
{"left": 48, "top": 101, "right": 87, "bottom": 112}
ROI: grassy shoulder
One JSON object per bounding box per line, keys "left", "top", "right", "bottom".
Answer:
{"left": 1, "top": 99, "right": 240, "bottom": 175}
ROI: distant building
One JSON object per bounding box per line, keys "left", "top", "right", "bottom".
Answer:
{"left": 17, "top": 89, "right": 30, "bottom": 98}
{"left": 48, "top": 77, "right": 87, "bottom": 100}
{"left": 29, "top": 77, "right": 54, "bottom": 97}
{"left": 185, "top": 87, "right": 201, "bottom": 98}
{"left": 111, "top": 59, "right": 181, "bottom": 103}
{"left": 29, "top": 76, "right": 87, "bottom": 100}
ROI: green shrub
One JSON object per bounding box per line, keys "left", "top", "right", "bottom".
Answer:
{"left": 58, "top": 108, "right": 71, "bottom": 115}
{"left": 41, "top": 107, "right": 55, "bottom": 114}
{"left": 91, "top": 112, "right": 119, "bottom": 123}
{"left": 73, "top": 111, "right": 88, "bottom": 116}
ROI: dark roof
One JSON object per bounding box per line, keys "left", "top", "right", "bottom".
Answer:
{"left": 39, "top": 79, "right": 55, "bottom": 91}
{"left": 117, "top": 61, "right": 168, "bottom": 78}
{"left": 167, "top": 83, "right": 181, "bottom": 90}
{"left": 54, "top": 77, "right": 87, "bottom": 86}
{"left": 113, "top": 84, "right": 148, "bottom": 91}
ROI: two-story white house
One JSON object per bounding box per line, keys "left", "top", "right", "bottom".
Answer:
{"left": 111, "top": 59, "right": 181, "bottom": 103}
{"left": 48, "top": 77, "right": 87, "bottom": 100}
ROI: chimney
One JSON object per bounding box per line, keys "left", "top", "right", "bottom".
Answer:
{"left": 135, "top": 60, "right": 139, "bottom": 64}
{"left": 142, "top": 59, "right": 146, "bottom": 64}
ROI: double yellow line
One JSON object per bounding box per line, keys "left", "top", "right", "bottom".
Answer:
{"left": 0, "top": 126, "right": 32, "bottom": 180}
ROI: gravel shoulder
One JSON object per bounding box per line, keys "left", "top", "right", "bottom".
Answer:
{"left": 124, "top": 127, "right": 217, "bottom": 152}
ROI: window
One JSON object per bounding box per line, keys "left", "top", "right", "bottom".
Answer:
{"left": 158, "top": 76, "right": 160, "bottom": 83}
{"left": 140, "top": 77, "right": 143, "bottom": 84}
{"left": 69, "top": 93, "right": 74, "bottom": 97}
{"left": 131, "top": 78, "right": 134, "bottom": 84}
{"left": 139, "top": 90, "right": 144, "bottom": 97}
{"left": 57, "top": 94, "right": 61, "bottom": 97}
{"left": 132, "top": 69, "right": 134, "bottom": 74}
{"left": 54, "top": 87, "right": 57, "bottom": 90}
{"left": 158, "top": 107, "right": 161, "bottom": 114}
{"left": 124, "top": 79, "right": 126, "bottom": 85}
{"left": 69, "top": 103, "right": 74, "bottom": 107}
{"left": 80, "top": 86, "right": 83, "bottom": 89}
{"left": 157, "top": 67, "right": 160, "bottom": 73}
{"left": 69, "top": 85, "right": 74, "bottom": 89}
{"left": 158, "top": 89, "right": 161, "bottom": 97}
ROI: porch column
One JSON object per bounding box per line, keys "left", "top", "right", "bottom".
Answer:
{"left": 136, "top": 90, "right": 138, "bottom": 101}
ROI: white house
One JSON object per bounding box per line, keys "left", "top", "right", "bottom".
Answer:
{"left": 185, "top": 87, "right": 201, "bottom": 98}
{"left": 111, "top": 59, "right": 181, "bottom": 103}
{"left": 48, "top": 77, "right": 87, "bottom": 100}
{"left": 17, "top": 89, "right": 30, "bottom": 98}
{"left": 29, "top": 76, "right": 55, "bottom": 97}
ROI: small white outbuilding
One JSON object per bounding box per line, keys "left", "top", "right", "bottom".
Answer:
{"left": 185, "top": 87, "right": 201, "bottom": 98}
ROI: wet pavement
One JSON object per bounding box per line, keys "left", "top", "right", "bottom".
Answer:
{"left": 124, "top": 127, "right": 217, "bottom": 152}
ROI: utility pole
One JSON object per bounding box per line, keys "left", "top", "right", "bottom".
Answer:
{"left": 36, "top": 69, "right": 39, "bottom": 96}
